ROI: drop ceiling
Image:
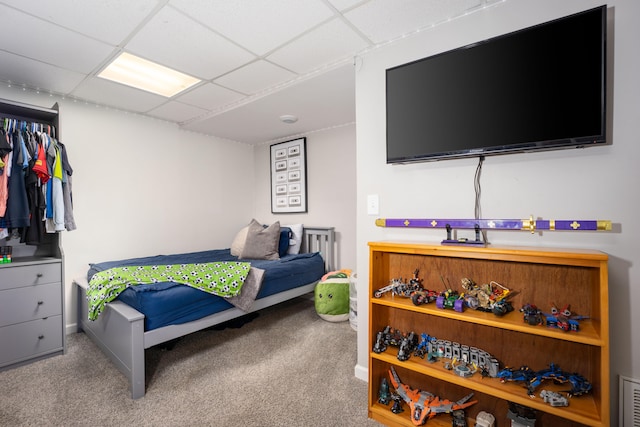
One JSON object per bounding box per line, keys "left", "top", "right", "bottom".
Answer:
{"left": 0, "top": 0, "right": 496, "bottom": 144}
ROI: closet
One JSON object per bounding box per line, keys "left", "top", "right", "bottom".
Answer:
{"left": 0, "top": 98, "right": 67, "bottom": 370}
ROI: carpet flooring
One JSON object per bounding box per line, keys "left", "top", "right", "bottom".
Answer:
{"left": 0, "top": 296, "right": 382, "bottom": 427}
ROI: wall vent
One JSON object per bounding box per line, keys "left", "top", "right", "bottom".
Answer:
{"left": 620, "top": 375, "right": 640, "bottom": 426}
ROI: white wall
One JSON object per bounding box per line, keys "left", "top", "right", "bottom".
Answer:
{"left": 0, "top": 86, "right": 358, "bottom": 332}
{"left": 354, "top": 0, "right": 640, "bottom": 424}
{"left": 253, "top": 124, "right": 357, "bottom": 271}
{"left": 0, "top": 86, "right": 256, "bottom": 330}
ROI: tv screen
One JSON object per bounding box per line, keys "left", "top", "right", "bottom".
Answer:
{"left": 386, "top": 5, "right": 606, "bottom": 164}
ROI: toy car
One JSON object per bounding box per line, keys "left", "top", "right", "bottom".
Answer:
{"left": 436, "top": 289, "right": 465, "bottom": 312}
{"left": 521, "top": 303, "right": 544, "bottom": 326}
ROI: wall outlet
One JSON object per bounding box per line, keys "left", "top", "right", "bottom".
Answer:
{"left": 367, "top": 194, "right": 379, "bottom": 215}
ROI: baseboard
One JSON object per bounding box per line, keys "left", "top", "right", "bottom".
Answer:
{"left": 354, "top": 363, "right": 368, "bottom": 381}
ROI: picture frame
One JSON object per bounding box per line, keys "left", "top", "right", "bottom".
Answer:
{"left": 270, "top": 137, "right": 307, "bottom": 213}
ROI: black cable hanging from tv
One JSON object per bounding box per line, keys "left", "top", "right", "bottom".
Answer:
{"left": 474, "top": 156, "right": 488, "bottom": 244}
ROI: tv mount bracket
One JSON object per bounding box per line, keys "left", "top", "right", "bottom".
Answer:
{"left": 375, "top": 216, "right": 612, "bottom": 246}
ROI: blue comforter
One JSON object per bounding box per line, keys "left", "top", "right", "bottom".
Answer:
{"left": 87, "top": 249, "right": 324, "bottom": 331}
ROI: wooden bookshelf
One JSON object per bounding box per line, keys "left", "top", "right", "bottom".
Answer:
{"left": 367, "top": 242, "right": 609, "bottom": 426}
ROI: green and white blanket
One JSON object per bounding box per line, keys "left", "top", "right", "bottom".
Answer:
{"left": 87, "top": 262, "right": 251, "bottom": 320}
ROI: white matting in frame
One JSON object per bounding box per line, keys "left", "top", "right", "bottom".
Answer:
{"left": 270, "top": 137, "right": 307, "bottom": 213}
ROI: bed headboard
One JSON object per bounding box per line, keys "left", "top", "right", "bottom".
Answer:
{"left": 302, "top": 227, "right": 335, "bottom": 273}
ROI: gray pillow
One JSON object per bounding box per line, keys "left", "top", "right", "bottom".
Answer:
{"left": 240, "top": 220, "right": 281, "bottom": 260}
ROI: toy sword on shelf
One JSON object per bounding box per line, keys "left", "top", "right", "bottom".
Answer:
{"left": 375, "top": 217, "right": 612, "bottom": 233}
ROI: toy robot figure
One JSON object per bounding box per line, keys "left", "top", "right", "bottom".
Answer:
{"left": 378, "top": 378, "right": 391, "bottom": 405}
{"left": 390, "top": 393, "right": 405, "bottom": 414}
{"left": 451, "top": 409, "right": 467, "bottom": 426}
{"left": 397, "top": 331, "right": 418, "bottom": 361}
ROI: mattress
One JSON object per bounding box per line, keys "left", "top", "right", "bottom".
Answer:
{"left": 87, "top": 249, "right": 324, "bottom": 331}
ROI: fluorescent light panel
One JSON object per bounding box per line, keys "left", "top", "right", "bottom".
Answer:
{"left": 98, "top": 52, "right": 200, "bottom": 97}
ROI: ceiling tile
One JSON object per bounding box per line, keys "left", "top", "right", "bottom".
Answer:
{"left": 174, "top": 83, "right": 245, "bottom": 111}
{"left": 170, "top": 0, "right": 335, "bottom": 55}
{"left": 326, "top": 0, "right": 366, "bottom": 12}
{"left": 0, "top": 4, "right": 115, "bottom": 74}
{"left": 345, "top": 0, "right": 483, "bottom": 43}
{"left": 0, "top": 51, "right": 86, "bottom": 94}
{"left": 72, "top": 77, "right": 167, "bottom": 112}
{"left": 0, "top": 0, "right": 159, "bottom": 45}
{"left": 267, "top": 18, "right": 370, "bottom": 74}
{"left": 125, "top": 6, "right": 256, "bottom": 80}
{"left": 215, "top": 61, "right": 296, "bottom": 95}
{"left": 147, "top": 101, "right": 209, "bottom": 123}
{"left": 184, "top": 64, "right": 355, "bottom": 144}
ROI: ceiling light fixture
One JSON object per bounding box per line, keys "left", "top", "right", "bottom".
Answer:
{"left": 98, "top": 52, "right": 200, "bottom": 98}
{"left": 279, "top": 114, "right": 298, "bottom": 124}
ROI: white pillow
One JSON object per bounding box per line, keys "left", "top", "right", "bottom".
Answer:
{"left": 285, "top": 223, "right": 304, "bottom": 255}
{"left": 230, "top": 222, "right": 251, "bottom": 256}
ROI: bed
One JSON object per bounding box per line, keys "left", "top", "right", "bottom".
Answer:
{"left": 74, "top": 226, "right": 334, "bottom": 399}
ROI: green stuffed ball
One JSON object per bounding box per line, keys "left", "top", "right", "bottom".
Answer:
{"left": 314, "top": 275, "right": 350, "bottom": 322}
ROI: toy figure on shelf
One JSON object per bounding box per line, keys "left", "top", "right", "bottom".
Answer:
{"left": 373, "top": 326, "right": 418, "bottom": 361}
{"left": 507, "top": 402, "right": 537, "bottom": 427}
{"left": 378, "top": 378, "right": 391, "bottom": 405}
{"left": 411, "top": 288, "right": 439, "bottom": 306}
{"left": 540, "top": 390, "right": 569, "bottom": 407}
{"left": 491, "top": 299, "right": 514, "bottom": 316}
{"left": 436, "top": 289, "right": 465, "bottom": 312}
{"left": 497, "top": 366, "right": 536, "bottom": 385}
{"left": 388, "top": 366, "right": 477, "bottom": 426}
{"left": 460, "top": 278, "right": 514, "bottom": 316}
{"left": 451, "top": 358, "right": 478, "bottom": 378}
{"left": 390, "top": 393, "right": 405, "bottom": 414}
{"left": 528, "top": 363, "right": 592, "bottom": 397}
{"left": 498, "top": 363, "right": 592, "bottom": 398}
{"left": 544, "top": 303, "right": 589, "bottom": 332}
{"left": 451, "top": 409, "right": 467, "bottom": 427}
{"left": 373, "top": 326, "right": 403, "bottom": 353}
{"left": 414, "top": 333, "right": 437, "bottom": 359}
{"left": 474, "top": 411, "right": 496, "bottom": 427}
{"left": 397, "top": 331, "right": 418, "bottom": 361}
{"left": 520, "top": 304, "right": 545, "bottom": 326}
{"left": 374, "top": 268, "right": 424, "bottom": 298}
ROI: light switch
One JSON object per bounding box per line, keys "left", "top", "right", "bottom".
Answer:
{"left": 367, "top": 194, "right": 379, "bottom": 215}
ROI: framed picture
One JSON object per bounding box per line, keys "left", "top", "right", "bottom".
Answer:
{"left": 270, "top": 138, "right": 307, "bottom": 213}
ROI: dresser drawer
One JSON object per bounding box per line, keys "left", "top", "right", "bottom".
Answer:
{"left": 0, "top": 315, "right": 63, "bottom": 368}
{"left": 0, "top": 262, "right": 61, "bottom": 291}
{"left": 0, "top": 283, "right": 62, "bottom": 327}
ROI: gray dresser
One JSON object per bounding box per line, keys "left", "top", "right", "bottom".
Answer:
{"left": 0, "top": 257, "right": 65, "bottom": 369}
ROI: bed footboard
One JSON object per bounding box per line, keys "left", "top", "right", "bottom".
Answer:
{"left": 76, "top": 280, "right": 146, "bottom": 399}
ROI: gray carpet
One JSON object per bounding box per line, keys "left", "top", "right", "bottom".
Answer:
{"left": 0, "top": 296, "right": 382, "bottom": 427}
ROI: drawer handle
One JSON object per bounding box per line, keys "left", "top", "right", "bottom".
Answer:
{"left": 36, "top": 273, "right": 43, "bottom": 278}
{"left": 38, "top": 335, "right": 44, "bottom": 340}
{"left": 37, "top": 301, "right": 44, "bottom": 305}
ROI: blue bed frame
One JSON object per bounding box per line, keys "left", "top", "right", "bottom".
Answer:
{"left": 75, "top": 227, "right": 334, "bottom": 399}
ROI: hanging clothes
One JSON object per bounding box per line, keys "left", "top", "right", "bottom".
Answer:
{"left": 58, "top": 141, "right": 76, "bottom": 231}
{"left": 1, "top": 115, "right": 75, "bottom": 243}
{"left": 0, "top": 129, "right": 10, "bottom": 218}
{"left": 3, "top": 130, "right": 30, "bottom": 228}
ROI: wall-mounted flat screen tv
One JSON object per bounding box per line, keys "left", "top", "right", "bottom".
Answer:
{"left": 386, "top": 5, "right": 606, "bottom": 164}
